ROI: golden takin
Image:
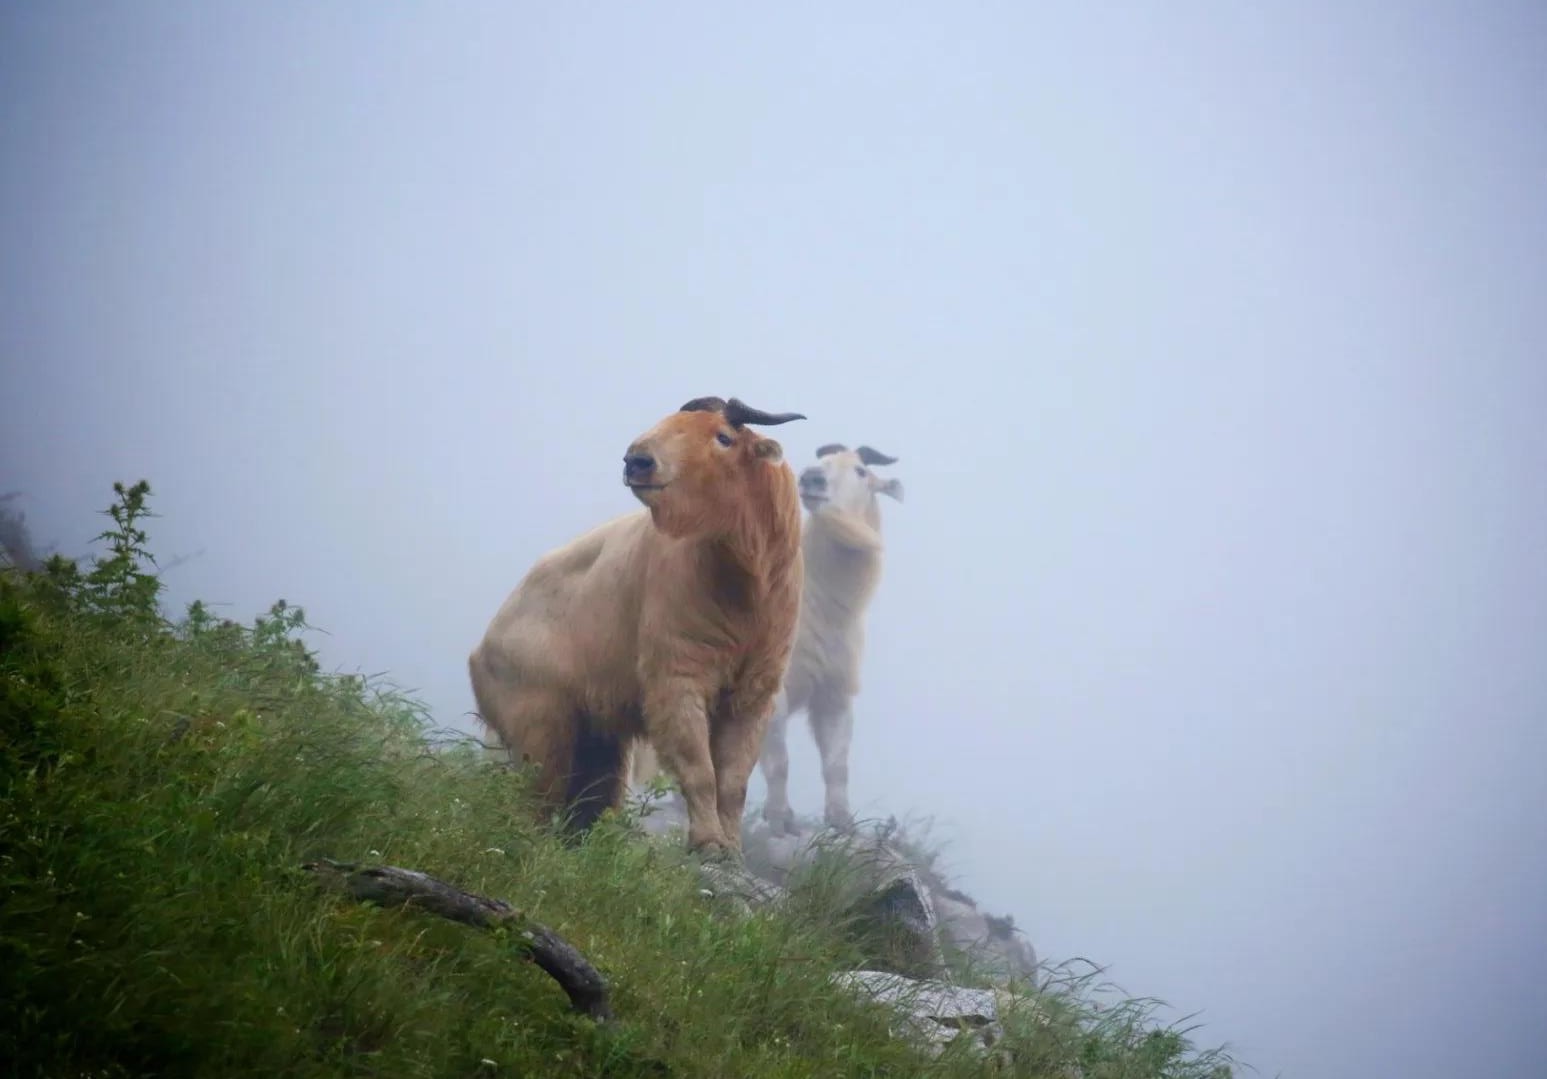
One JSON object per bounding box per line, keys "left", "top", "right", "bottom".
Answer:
{"left": 470, "top": 396, "right": 806, "bottom": 856}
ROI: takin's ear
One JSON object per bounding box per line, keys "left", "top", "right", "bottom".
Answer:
{"left": 752, "top": 438, "right": 784, "bottom": 462}
{"left": 878, "top": 477, "right": 904, "bottom": 502}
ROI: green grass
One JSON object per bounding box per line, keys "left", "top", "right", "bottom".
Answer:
{"left": 0, "top": 481, "right": 1244, "bottom": 1078}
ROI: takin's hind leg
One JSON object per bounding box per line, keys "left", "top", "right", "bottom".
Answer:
{"left": 484, "top": 688, "right": 581, "bottom": 829}
{"left": 808, "top": 686, "right": 857, "bottom": 832}
{"left": 757, "top": 704, "right": 799, "bottom": 836}
{"left": 561, "top": 721, "right": 629, "bottom": 838}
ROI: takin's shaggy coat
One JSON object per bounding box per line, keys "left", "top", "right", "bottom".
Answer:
{"left": 634, "top": 442, "right": 903, "bottom": 834}
{"left": 469, "top": 396, "right": 806, "bottom": 856}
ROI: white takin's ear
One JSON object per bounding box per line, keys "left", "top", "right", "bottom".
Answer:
{"left": 879, "top": 477, "right": 904, "bottom": 502}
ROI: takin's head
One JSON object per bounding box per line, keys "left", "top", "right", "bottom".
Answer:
{"left": 799, "top": 443, "right": 904, "bottom": 518}
{"left": 622, "top": 396, "right": 806, "bottom": 539}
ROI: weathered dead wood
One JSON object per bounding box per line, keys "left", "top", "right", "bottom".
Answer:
{"left": 302, "top": 858, "right": 612, "bottom": 1021}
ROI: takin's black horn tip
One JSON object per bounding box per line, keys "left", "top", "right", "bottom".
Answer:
{"left": 723, "top": 398, "right": 807, "bottom": 428}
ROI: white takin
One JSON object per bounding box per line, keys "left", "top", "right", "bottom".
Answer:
{"left": 759, "top": 442, "right": 904, "bottom": 833}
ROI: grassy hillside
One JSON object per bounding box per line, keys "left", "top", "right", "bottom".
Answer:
{"left": 0, "top": 482, "right": 1242, "bottom": 1078}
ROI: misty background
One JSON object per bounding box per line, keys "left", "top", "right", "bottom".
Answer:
{"left": 4, "top": 4, "right": 1545, "bottom": 1077}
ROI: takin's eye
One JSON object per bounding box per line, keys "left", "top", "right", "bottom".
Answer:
{"left": 855, "top": 466, "right": 868, "bottom": 478}
{"left": 716, "top": 431, "right": 735, "bottom": 447}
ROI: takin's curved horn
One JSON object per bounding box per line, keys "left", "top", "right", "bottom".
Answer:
{"left": 815, "top": 443, "right": 848, "bottom": 458}
{"left": 724, "top": 398, "right": 806, "bottom": 429}
{"left": 679, "top": 396, "right": 729, "bottom": 414}
{"left": 856, "top": 445, "right": 899, "bottom": 466}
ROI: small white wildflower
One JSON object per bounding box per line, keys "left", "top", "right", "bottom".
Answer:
{"left": 368, "top": 849, "right": 382, "bottom": 857}
{"left": 482, "top": 847, "right": 506, "bottom": 856}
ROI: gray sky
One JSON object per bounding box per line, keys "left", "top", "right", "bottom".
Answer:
{"left": 4, "top": 4, "right": 1545, "bottom": 1076}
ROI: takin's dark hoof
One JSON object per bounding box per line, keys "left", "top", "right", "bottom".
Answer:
{"left": 699, "top": 846, "right": 743, "bottom": 869}
{"left": 687, "top": 834, "right": 740, "bottom": 864}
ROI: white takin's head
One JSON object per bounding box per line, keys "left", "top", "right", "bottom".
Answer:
{"left": 797, "top": 443, "right": 904, "bottom": 521}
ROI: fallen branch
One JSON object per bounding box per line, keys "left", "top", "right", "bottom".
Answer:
{"left": 302, "top": 858, "right": 612, "bottom": 1021}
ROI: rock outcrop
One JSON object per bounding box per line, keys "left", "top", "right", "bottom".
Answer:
{"left": 632, "top": 791, "right": 1041, "bottom": 1058}
{"left": 642, "top": 798, "right": 1038, "bottom": 981}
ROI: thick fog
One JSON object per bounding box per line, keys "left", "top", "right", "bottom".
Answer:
{"left": 4, "top": 4, "right": 1545, "bottom": 1077}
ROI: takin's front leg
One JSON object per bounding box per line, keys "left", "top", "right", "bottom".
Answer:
{"left": 808, "top": 685, "right": 857, "bottom": 831}
{"left": 713, "top": 671, "right": 784, "bottom": 851}
{"left": 642, "top": 680, "right": 732, "bottom": 855}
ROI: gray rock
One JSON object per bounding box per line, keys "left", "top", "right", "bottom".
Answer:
{"left": 696, "top": 858, "right": 787, "bottom": 913}
{"left": 832, "top": 970, "right": 1054, "bottom": 1069}
{"left": 755, "top": 831, "right": 804, "bottom": 882}
{"left": 980, "top": 915, "right": 1039, "bottom": 983}
{"left": 851, "top": 856, "right": 947, "bottom": 979}
{"left": 830, "top": 969, "right": 1007, "bottom": 1061}
{"left": 933, "top": 892, "right": 1039, "bottom": 984}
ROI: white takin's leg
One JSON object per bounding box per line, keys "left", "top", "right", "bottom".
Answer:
{"left": 758, "top": 695, "right": 798, "bottom": 835}
{"left": 758, "top": 686, "right": 798, "bottom": 834}
{"left": 808, "top": 685, "right": 856, "bottom": 832}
